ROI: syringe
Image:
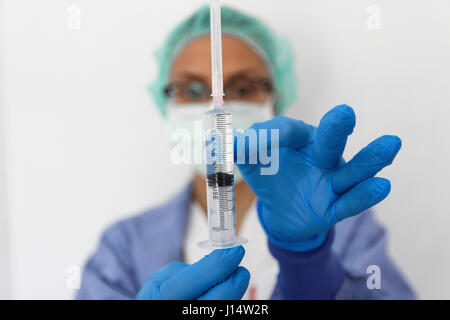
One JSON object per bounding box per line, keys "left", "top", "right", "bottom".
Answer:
{"left": 198, "top": 0, "right": 247, "bottom": 249}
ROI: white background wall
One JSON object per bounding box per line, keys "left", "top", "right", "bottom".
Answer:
{"left": 0, "top": 0, "right": 11, "bottom": 299}
{"left": 0, "top": 0, "right": 449, "bottom": 299}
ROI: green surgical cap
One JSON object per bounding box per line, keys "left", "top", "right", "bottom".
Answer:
{"left": 149, "top": 5, "right": 297, "bottom": 117}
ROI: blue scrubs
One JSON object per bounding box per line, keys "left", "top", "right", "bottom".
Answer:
{"left": 76, "top": 183, "right": 415, "bottom": 299}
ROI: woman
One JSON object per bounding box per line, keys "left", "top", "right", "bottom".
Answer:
{"left": 76, "top": 5, "right": 415, "bottom": 300}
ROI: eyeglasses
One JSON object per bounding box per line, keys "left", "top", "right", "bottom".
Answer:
{"left": 163, "top": 77, "right": 273, "bottom": 104}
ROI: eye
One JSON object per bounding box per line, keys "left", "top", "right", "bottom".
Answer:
{"left": 185, "top": 81, "right": 209, "bottom": 100}
{"left": 237, "top": 85, "right": 255, "bottom": 96}
{"left": 227, "top": 83, "right": 257, "bottom": 98}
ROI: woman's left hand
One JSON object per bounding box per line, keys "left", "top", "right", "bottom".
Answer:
{"left": 235, "top": 105, "right": 401, "bottom": 251}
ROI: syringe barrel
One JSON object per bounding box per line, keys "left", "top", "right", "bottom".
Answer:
{"left": 205, "top": 109, "right": 236, "bottom": 246}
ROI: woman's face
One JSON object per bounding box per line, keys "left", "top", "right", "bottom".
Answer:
{"left": 168, "top": 36, "right": 273, "bottom": 105}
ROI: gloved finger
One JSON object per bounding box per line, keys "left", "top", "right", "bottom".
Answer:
{"left": 326, "top": 177, "right": 391, "bottom": 224}
{"left": 234, "top": 115, "right": 313, "bottom": 165}
{"left": 158, "top": 246, "right": 245, "bottom": 299}
{"left": 136, "top": 262, "right": 188, "bottom": 300}
{"left": 311, "top": 105, "right": 355, "bottom": 168}
{"left": 332, "top": 135, "right": 402, "bottom": 194}
{"left": 198, "top": 266, "right": 250, "bottom": 300}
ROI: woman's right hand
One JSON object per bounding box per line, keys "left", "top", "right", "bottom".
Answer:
{"left": 136, "top": 246, "right": 249, "bottom": 300}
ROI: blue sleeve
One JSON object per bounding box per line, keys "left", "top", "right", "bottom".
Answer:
{"left": 269, "top": 211, "right": 416, "bottom": 300}
{"left": 332, "top": 212, "right": 416, "bottom": 299}
{"left": 269, "top": 229, "right": 345, "bottom": 300}
{"left": 75, "top": 220, "right": 139, "bottom": 300}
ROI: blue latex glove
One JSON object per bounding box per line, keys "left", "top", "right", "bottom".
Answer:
{"left": 136, "top": 246, "right": 249, "bottom": 300}
{"left": 235, "top": 105, "right": 401, "bottom": 252}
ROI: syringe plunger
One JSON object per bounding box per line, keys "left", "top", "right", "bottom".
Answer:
{"left": 210, "top": 0, "right": 225, "bottom": 106}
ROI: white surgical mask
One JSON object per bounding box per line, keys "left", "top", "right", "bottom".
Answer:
{"left": 167, "top": 100, "right": 275, "bottom": 182}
